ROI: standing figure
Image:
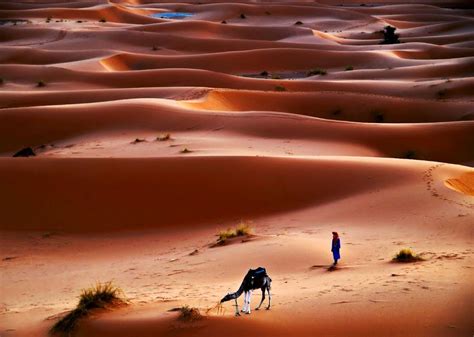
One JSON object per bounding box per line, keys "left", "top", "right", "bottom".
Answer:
{"left": 331, "top": 232, "right": 341, "bottom": 265}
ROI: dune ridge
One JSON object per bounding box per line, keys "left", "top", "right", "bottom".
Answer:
{"left": 0, "top": 1, "right": 473, "bottom": 337}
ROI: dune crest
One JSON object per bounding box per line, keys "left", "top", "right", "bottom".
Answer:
{"left": 0, "top": 1, "right": 473, "bottom": 337}
{"left": 445, "top": 172, "right": 474, "bottom": 196}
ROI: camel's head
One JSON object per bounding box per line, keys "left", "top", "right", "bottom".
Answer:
{"left": 220, "top": 293, "right": 233, "bottom": 303}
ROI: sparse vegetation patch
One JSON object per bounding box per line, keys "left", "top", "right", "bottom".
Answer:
{"left": 372, "top": 111, "right": 385, "bottom": 123}
{"left": 50, "top": 282, "right": 126, "bottom": 336}
{"left": 381, "top": 25, "right": 400, "bottom": 44}
{"left": 393, "top": 248, "right": 423, "bottom": 263}
{"left": 436, "top": 89, "right": 448, "bottom": 99}
{"left": 217, "top": 222, "right": 252, "bottom": 243}
{"left": 156, "top": 133, "right": 171, "bottom": 141}
{"left": 177, "top": 306, "right": 203, "bottom": 322}
{"left": 402, "top": 150, "right": 417, "bottom": 160}
{"left": 307, "top": 68, "right": 327, "bottom": 76}
{"left": 13, "top": 147, "right": 36, "bottom": 157}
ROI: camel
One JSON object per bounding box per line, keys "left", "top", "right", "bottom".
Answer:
{"left": 220, "top": 267, "right": 272, "bottom": 316}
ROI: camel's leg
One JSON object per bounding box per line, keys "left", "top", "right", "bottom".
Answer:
{"left": 234, "top": 298, "right": 240, "bottom": 316}
{"left": 241, "top": 291, "right": 248, "bottom": 313}
{"left": 266, "top": 287, "right": 271, "bottom": 310}
{"left": 256, "top": 288, "right": 265, "bottom": 310}
{"left": 246, "top": 290, "right": 252, "bottom": 314}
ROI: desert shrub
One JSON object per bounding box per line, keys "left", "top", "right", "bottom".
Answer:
{"left": 235, "top": 222, "right": 251, "bottom": 236}
{"left": 307, "top": 68, "right": 327, "bottom": 76}
{"left": 0, "top": 78, "right": 4, "bottom": 85}
{"left": 131, "top": 138, "right": 145, "bottom": 143}
{"left": 436, "top": 89, "right": 448, "bottom": 99}
{"left": 152, "top": 45, "right": 158, "bottom": 51}
{"left": 260, "top": 70, "right": 269, "bottom": 76}
{"left": 372, "top": 111, "right": 385, "bottom": 123}
{"left": 37, "top": 80, "right": 46, "bottom": 87}
{"left": 13, "top": 147, "right": 36, "bottom": 157}
{"left": 295, "top": 21, "right": 303, "bottom": 25}
{"left": 403, "top": 150, "right": 417, "bottom": 159}
{"left": 345, "top": 65, "right": 354, "bottom": 71}
{"left": 180, "top": 148, "right": 191, "bottom": 154}
{"left": 274, "top": 85, "right": 286, "bottom": 91}
{"left": 217, "top": 222, "right": 252, "bottom": 243}
{"left": 381, "top": 25, "right": 400, "bottom": 44}
{"left": 393, "top": 249, "right": 423, "bottom": 262}
{"left": 271, "top": 74, "right": 281, "bottom": 79}
{"left": 331, "top": 108, "right": 342, "bottom": 116}
{"left": 156, "top": 133, "right": 171, "bottom": 141}
{"left": 99, "top": 18, "right": 106, "bottom": 23}
{"left": 50, "top": 282, "right": 126, "bottom": 336}
{"left": 177, "top": 306, "right": 203, "bottom": 322}
{"left": 221, "top": 20, "right": 227, "bottom": 24}
{"left": 240, "top": 13, "right": 246, "bottom": 19}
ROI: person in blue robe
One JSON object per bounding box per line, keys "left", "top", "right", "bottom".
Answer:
{"left": 331, "top": 232, "right": 341, "bottom": 265}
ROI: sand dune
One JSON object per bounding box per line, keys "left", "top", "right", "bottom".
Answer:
{"left": 1, "top": 99, "right": 473, "bottom": 163}
{"left": 1, "top": 156, "right": 452, "bottom": 232}
{"left": 0, "top": 1, "right": 473, "bottom": 337}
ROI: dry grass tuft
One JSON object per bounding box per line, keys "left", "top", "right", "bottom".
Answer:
{"left": 217, "top": 222, "right": 253, "bottom": 243}
{"left": 177, "top": 306, "right": 203, "bottom": 322}
{"left": 50, "top": 282, "right": 126, "bottom": 336}
{"left": 393, "top": 248, "right": 423, "bottom": 263}
{"left": 156, "top": 133, "right": 171, "bottom": 141}
{"left": 307, "top": 68, "right": 327, "bottom": 76}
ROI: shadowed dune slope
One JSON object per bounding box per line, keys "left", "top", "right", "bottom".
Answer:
{"left": 0, "top": 156, "right": 467, "bottom": 232}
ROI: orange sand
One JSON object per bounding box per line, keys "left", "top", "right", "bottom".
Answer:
{"left": 0, "top": 1, "right": 473, "bottom": 337}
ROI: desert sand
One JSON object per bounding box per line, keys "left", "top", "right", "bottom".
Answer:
{"left": 0, "top": 1, "right": 473, "bottom": 336}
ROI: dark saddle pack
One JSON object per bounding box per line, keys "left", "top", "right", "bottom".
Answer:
{"left": 244, "top": 267, "right": 270, "bottom": 288}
